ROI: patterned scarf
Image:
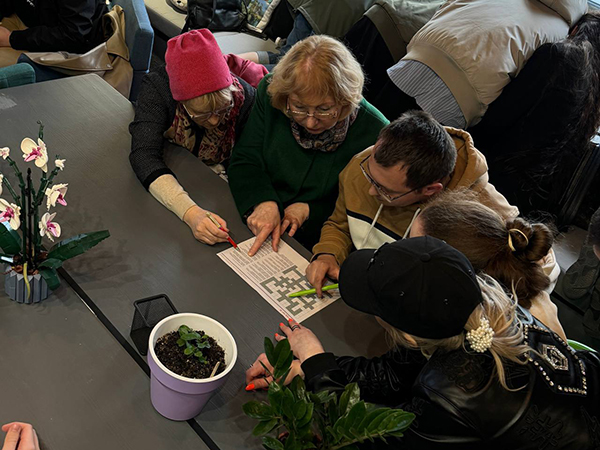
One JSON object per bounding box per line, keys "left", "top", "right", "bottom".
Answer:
{"left": 290, "top": 108, "right": 359, "bottom": 153}
{"left": 164, "top": 78, "right": 244, "bottom": 164}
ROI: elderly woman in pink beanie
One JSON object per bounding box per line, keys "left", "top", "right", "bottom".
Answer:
{"left": 129, "top": 29, "right": 267, "bottom": 245}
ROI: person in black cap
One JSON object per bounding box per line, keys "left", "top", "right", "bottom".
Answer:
{"left": 246, "top": 237, "right": 600, "bottom": 448}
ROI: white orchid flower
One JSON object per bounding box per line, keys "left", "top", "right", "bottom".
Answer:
{"left": 21, "top": 138, "right": 48, "bottom": 173}
{"left": 0, "top": 147, "right": 9, "bottom": 160}
{"left": 0, "top": 198, "right": 20, "bottom": 230}
{"left": 45, "top": 183, "right": 68, "bottom": 210}
{"left": 39, "top": 212, "right": 61, "bottom": 242}
{"left": 55, "top": 159, "right": 66, "bottom": 170}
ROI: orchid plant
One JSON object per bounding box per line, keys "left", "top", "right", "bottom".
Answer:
{"left": 0, "top": 123, "right": 109, "bottom": 296}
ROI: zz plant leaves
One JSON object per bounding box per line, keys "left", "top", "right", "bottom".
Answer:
{"left": 243, "top": 337, "right": 415, "bottom": 449}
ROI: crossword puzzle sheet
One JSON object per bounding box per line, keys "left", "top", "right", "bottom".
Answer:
{"left": 217, "top": 238, "right": 339, "bottom": 322}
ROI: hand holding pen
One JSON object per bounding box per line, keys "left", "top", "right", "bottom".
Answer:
{"left": 206, "top": 211, "right": 239, "bottom": 250}
{"left": 182, "top": 206, "right": 233, "bottom": 246}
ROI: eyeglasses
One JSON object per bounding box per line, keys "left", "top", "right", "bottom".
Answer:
{"left": 183, "top": 101, "right": 233, "bottom": 122}
{"left": 286, "top": 100, "right": 338, "bottom": 121}
{"left": 359, "top": 155, "right": 420, "bottom": 203}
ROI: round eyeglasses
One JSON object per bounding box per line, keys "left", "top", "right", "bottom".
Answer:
{"left": 359, "top": 155, "right": 420, "bottom": 203}
{"left": 183, "top": 101, "right": 233, "bottom": 122}
{"left": 286, "top": 100, "right": 338, "bottom": 121}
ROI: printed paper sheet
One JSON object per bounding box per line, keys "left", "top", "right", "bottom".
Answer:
{"left": 217, "top": 238, "right": 339, "bottom": 322}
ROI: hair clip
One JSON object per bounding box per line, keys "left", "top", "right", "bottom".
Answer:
{"left": 507, "top": 228, "right": 529, "bottom": 252}
{"left": 466, "top": 318, "right": 494, "bottom": 353}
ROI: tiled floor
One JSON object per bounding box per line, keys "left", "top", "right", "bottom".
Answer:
{"left": 553, "top": 225, "right": 600, "bottom": 350}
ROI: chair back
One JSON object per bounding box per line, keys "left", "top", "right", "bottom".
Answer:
{"left": 0, "top": 63, "right": 36, "bottom": 89}
{"left": 109, "top": 0, "right": 154, "bottom": 101}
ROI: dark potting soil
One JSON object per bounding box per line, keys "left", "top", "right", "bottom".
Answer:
{"left": 155, "top": 330, "right": 226, "bottom": 379}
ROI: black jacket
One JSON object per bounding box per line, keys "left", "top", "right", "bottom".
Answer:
{"left": 302, "top": 309, "right": 600, "bottom": 449}
{"left": 129, "top": 65, "right": 256, "bottom": 189}
{"left": 1, "top": 0, "right": 107, "bottom": 53}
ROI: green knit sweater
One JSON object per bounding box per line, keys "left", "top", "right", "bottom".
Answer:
{"left": 228, "top": 75, "right": 389, "bottom": 247}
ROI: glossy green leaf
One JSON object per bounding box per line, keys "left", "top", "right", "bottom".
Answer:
{"left": 268, "top": 381, "right": 284, "bottom": 414}
{"left": 282, "top": 389, "right": 295, "bottom": 418}
{"left": 293, "top": 401, "right": 307, "bottom": 421}
{"left": 273, "top": 339, "right": 292, "bottom": 370}
{"left": 252, "top": 418, "right": 278, "bottom": 437}
{"left": 289, "top": 375, "right": 308, "bottom": 402}
{"left": 243, "top": 401, "right": 275, "bottom": 420}
{"left": 297, "top": 403, "right": 314, "bottom": 428}
{"left": 0, "top": 222, "right": 21, "bottom": 255}
{"left": 339, "top": 383, "right": 360, "bottom": 416}
{"left": 274, "top": 352, "right": 294, "bottom": 380}
{"left": 38, "top": 257, "right": 63, "bottom": 270}
{"left": 344, "top": 402, "right": 367, "bottom": 432}
{"left": 184, "top": 347, "right": 194, "bottom": 356}
{"left": 39, "top": 267, "right": 60, "bottom": 290}
{"left": 176, "top": 338, "right": 185, "bottom": 347}
{"left": 178, "top": 325, "right": 191, "bottom": 335}
{"left": 359, "top": 408, "right": 390, "bottom": 433}
{"left": 47, "top": 230, "right": 110, "bottom": 262}
{"left": 262, "top": 436, "right": 284, "bottom": 450}
{"left": 264, "top": 337, "right": 275, "bottom": 367}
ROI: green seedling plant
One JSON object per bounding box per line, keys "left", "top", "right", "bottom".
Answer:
{"left": 243, "top": 338, "right": 415, "bottom": 450}
{"left": 177, "top": 324, "right": 211, "bottom": 364}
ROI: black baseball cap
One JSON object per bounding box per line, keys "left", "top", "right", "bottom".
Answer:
{"left": 339, "top": 236, "right": 482, "bottom": 339}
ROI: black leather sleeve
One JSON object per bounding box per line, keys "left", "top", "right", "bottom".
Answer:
{"left": 336, "top": 347, "right": 427, "bottom": 406}
{"left": 302, "top": 348, "right": 427, "bottom": 405}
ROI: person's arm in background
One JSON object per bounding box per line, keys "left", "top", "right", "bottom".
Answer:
{"left": 8, "top": 0, "right": 105, "bottom": 53}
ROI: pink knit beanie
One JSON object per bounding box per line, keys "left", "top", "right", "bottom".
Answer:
{"left": 165, "top": 29, "right": 233, "bottom": 101}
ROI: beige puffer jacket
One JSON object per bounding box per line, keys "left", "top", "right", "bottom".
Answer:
{"left": 402, "top": 0, "right": 587, "bottom": 127}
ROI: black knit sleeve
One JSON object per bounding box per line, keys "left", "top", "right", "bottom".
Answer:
{"left": 129, "top": 65, "right": 178, "bottom": 190}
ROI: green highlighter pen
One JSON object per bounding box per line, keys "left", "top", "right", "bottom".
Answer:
{"left": 288, "top": 283, "right": 339, "bottom": 298}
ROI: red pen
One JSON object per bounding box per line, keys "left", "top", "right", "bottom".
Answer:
{"left": 206, "top": 212, "right": 239, "bottom": 251}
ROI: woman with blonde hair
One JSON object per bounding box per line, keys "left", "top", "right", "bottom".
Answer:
{"left": 410, "top": 190, "right": 566, "bottom": 340}
{"left": 246, "top": 237, "right": 600, "bottom": 448}
{"left": 228, "top": 35, "right": 389, "bottom": 255}
{"left": 129, "top": 29, "right": 266, "bottom": 246}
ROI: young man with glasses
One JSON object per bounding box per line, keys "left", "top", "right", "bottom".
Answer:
{"left": 307, "top": 110, "right": 518, "bottom": 296}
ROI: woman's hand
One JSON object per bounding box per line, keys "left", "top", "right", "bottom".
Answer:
{"left": 276, "top": 319, "right": 325, "bottom": 363}
{"left": 306, "top": 254, "right": 340, "bottom": 298}
{"left": 183, "top": 206, "right": 230, "bottom": 245}
{"left": 2, "top": 423, "right": 40, "bottom": 450}
{"left": 280, "top": 203, "right": 309, "bottom": 238}
{"left": 247, "top": 201, "right": 281, "bottom": 256}
{"left": 245, "top": 353, "right": 303, "bottom": 391}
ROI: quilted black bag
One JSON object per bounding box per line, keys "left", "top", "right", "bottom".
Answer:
{"left": 183, "top": 0, "right": 247, "bottom": 32}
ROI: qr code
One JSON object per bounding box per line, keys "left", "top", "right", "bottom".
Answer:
{"left": 260, "top": 266, "right": 334, "bottom": 316}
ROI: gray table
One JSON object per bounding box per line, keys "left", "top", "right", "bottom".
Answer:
{"left": 0, "top": 74, "right": 387, "bottom": 450}
{"left": 0, "top": 286, "right": 208, "bottom": 450}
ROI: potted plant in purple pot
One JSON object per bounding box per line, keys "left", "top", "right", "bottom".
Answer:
{"left": 148, "top": 312, "right": 238, "bottom": 420}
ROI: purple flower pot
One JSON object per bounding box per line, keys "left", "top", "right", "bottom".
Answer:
{"left": 148, "top": 313, "right": 238, "bottom": 421}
